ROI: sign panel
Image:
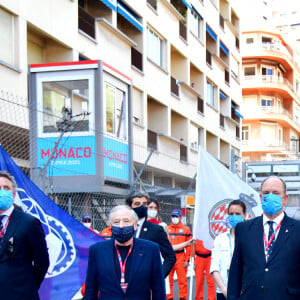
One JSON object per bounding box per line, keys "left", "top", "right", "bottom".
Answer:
{"left": 37, "top": 136, "right": 96, "bottom": 176}
{"left": 103, "top": 136, "right": 129, "bottom": 181}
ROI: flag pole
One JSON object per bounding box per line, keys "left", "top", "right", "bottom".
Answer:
{"left": 188, "top": 241, "right": 195, "bottom": 300}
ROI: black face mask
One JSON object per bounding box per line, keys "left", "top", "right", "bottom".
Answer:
{"left": 133, "top": 205, "right": 148, "bottom": 219}
{"left": 111, "top": 225, "right": 135, "bottom": 243}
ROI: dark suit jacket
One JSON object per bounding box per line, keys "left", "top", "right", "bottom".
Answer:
{"left": 139, "top": 220, "right": 176, "bottom": 277}
{"left": 228, "top": 214, "right": 300, "bottom": 300}
{"left": 84, "top": 237, "right": 166, "bottom": 300}
{"left": 0, "top": 208, "right": 49, "bottom": 300}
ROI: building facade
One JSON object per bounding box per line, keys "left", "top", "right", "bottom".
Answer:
{"left": 0, "top": 0, "right": 242, "bottom": 216}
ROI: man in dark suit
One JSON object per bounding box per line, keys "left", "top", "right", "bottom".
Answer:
{"left": 126, "top": 191, "right": 176, "bottom": 277}
{"left": 0, "top": 171, "right": 49, "bottom": 300}
{"left": 227, "top": 175, "right": 300, "bottom": 300}
{"left": 84, "top": 205, "right": 166, "bottom": 300}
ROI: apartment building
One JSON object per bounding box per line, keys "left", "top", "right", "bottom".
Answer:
{"left": 0, "top": 0, "right": 242, "bottom": 201}
{"left": 241, "top": 26, "right": 300, "bottom": 162}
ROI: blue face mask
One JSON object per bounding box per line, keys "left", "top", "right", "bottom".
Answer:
{"left": 112, "top": 225, "right": 135, "bottom": 243}
{"left": 261, "top": 193, "right": 283, "bottom": 216}
{"left": 228, "top": 215, "right": 244, "bottom": 228}
{"left": 0, "top": 189, "right": 14, "bottom": 210}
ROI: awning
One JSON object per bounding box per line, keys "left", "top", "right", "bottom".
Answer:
{"left": 191, "top": 5, "right": 203, "bottom": 19}
{"left": 220, "top": 41, "right": 229, "bottom": 56}
{"left": 100, "top": 0, "right": 116, "bottom": 11}
{"left": 234, "top": 109, "right": 244, "bottom": 119}
{"left": 117, "top": 1, "right": 143, "bottom": 32}
{"left": 181, "top": 0, "right": 192, "bottom": 10}
{"left": 206, "top": 24, "right": 217, "bottom": 42}
{"left": 219, "top": 91, "right": 227, "bottom": 100}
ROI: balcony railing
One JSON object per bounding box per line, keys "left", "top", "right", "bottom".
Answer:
{"left": 131, "top": 47, "right": 143, "bottom": 71}
{"left": 244, "top": 42, "right": 292, "bottom": 61}
{"left": 243, "top": 75, "right": 294, "bottom": 93}
{"left": 78, "top": 6, "right": 95, "bottom": 39}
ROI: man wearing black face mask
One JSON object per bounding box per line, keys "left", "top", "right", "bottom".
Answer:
{"left": 84, "top": 205, "right": 166, "bottom": 300}
{"left": 126, "top": 191, "right": 176, "bottom": 278}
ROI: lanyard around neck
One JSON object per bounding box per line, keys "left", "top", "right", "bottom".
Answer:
{"left": 114, "top": 240, "right": 133, "bottom": 291}
{"left": 0, "top": 214, "right": 12, "bottom": 239}
{"left": 263, "top": 220, "right": 282, "bottom": 258}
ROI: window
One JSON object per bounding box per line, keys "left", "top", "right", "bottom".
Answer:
{"left": 191, "top": 9, "right": 202, "bottom": 39}
{"left": 206, "top": 81, "right": 216, "bottom": 108}
{"left": 197, "top": 97, "right": 204, "bottom": 113}
{"left": 147, "top": 27, "right": 164, "bottom": 68}
{"left": 147, "top": 0, "right": 157, "bottom": 10}
{"left": 246, "top": 38, "right": 254, "bottom": 44}
{"left": 242, "top": 125, "right": 249, "bottom": 141}
{"left": 231, "top": 56, "right": 239, "bottom": 80}
{"left": 262, "top": 67, "right": 273, "bottom": 76}
{"left": 262, "top": 36, "right": 272, "bottom": 43}
{"left": 132, "top": 88, "right": 143, "bottom": 125}
{"left": 244, "top": 66, "right": 256, "bottom": 76}
{"left": 42, "top": 80, "right": 90, "bottom": 133}
{"left": 0, "top": 8, "right": 15, "bottom": 65}
{"left": 105, "top": 83, "right": 127, "bottom": 140}
{"left": 261, "top": 98, "right": 273, "bottom": 112}
{"left": 190, "top": 124, "right": 201, "bottom": 149}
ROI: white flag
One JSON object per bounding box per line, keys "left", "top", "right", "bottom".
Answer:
{"left": 193, "top": 147, "right": 262, "bottom": 249}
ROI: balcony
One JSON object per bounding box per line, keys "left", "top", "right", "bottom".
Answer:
{"left": 243, "top": 75, "right": 296, "bottom": 98}
{"left": 243, "top": 42, "right": 292, "bottom": 62}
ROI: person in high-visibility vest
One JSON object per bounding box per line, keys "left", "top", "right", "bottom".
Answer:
{"left": 100, "top": 225, "right": 112, "bottom": 240}
{"left": 194, "top": 239, "right": 216, "bottom": 300}
{"left": 167, "top": 209, "right": 192, "bottom": 300}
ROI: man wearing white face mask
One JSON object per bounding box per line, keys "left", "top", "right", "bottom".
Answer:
{"left": 228, "top": 176, "right": 300, "bottom": 300}
{"left": 167, "top": 209, "right": 192, "bottom": 300}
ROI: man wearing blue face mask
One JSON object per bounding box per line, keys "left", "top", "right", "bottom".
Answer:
{"left": 0, "top": 171, "right": 49, "bottom": 300}
{"left": 84, "top": 205, "right": 166, "bottom": 300}
{"left": 210, "top": 199, "right": 246, "bottom": 300}
{"left": 228, "top": 175, "right": 300, "bottom": 300}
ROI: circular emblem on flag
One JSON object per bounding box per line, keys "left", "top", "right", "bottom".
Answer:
{"left": 208, "top": 193, "right": 257, "bottom": 239}
{"left": 15, "top": 188, "right": 76, "bottom": 278}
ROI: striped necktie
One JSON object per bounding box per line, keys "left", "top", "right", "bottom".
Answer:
{"left": 0, "top": 215, "right": 5, "bottom": 242}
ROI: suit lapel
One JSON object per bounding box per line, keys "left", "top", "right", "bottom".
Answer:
{"left": 0, "top": 209, "right": 19, "bottom": 258}
{"left": 253, "top": 216, "right": 266, "bottom": 264}
{"left": 267, "top": 214, "right": 293, "bottom": 264}
{"left": 126, "top": 239, "right": 144, "bottom": 292}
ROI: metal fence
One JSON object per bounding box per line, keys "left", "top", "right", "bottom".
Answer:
{"left": 0, "top": 90, "right": 188, "bottom": 233}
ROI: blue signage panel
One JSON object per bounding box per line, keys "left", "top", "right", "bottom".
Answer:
{"left": 37, "top": 136, "right": 96, "bottom": 176}
{"left": 103, "top": 136, "right": 129, "bottom": 181}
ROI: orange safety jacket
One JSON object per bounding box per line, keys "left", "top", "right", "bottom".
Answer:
{"left": 100, "top": 225, "right": 112, "bottom": 240}
{"left": 168, "top": 222, "right": 192, "bottom": 262}
{"left": 194, "top": 240, "right": 211, "bottom": 258}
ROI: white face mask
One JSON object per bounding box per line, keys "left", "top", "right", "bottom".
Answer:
{"left": 172, "top": 217, "right": 179, "bottom": 225}
{"left": 83, "top": 222, "right": 92, "bottom": 229}
{"left": 148, "top": 210, "right": 158, "bottom": 218}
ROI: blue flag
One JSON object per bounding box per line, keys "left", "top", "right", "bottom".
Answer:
{"left": 0, "top": 145, "right": 103, "bottom": 300}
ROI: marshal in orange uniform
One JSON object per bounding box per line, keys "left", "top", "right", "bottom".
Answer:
{"left": 167, "top": 209, "right": 192, "bottom": 300}
{"left": 194, "top": 240, "right": 216, "bottom": 300}
{"left": 100, "top": 225, "right": 112, "bottom": 240}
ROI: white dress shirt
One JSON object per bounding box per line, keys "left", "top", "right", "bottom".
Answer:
{"left": 263, "top": 211, "right": 284, "bottom": 258}
{"left": 210, "top": 230, "right": 234, "bottom": 294}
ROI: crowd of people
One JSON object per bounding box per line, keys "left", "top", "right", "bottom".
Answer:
{"left": 0, "top": 170, "right": 299, "bottom": 300}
